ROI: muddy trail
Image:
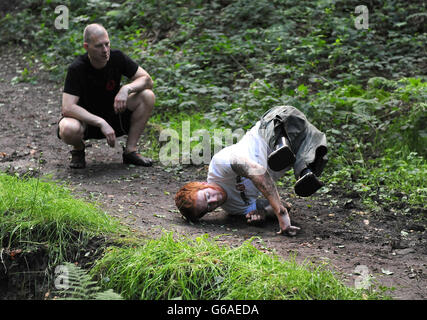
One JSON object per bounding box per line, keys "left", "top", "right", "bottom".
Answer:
{"left": 0, "top": 49, "right": 425, "bottom": 300}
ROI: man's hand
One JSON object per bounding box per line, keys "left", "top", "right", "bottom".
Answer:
{"left": 114, "top": 86, "right": 130, "bottom": 114}
{"left": 246, "top": 209, "right": 266, "bottom": 225}
{"left": 100, "top": 121, "right": 116, "bottom": 147}
{"left": 276, "top": 205, "right": 300, "bottom": 236}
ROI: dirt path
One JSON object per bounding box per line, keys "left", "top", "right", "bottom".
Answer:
{"left": 0, "top": 48, "right": 425, "bottom": 300}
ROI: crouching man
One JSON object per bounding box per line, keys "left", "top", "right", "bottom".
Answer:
{"left": 57, "top": 23, "right": 155, "bottom": 168}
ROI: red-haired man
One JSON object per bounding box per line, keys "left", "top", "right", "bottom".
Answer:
{"left": 175, "top": 106, "right": 328, "bottom": 236}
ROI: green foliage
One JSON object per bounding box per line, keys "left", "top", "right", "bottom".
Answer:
{"left": 0, "top": 173, "right": 124, "bottom": 264}
{"left": 311, "top": 78, "right": 427, "bottom": 156}
{"left": 2, "top": 1, "right": 425, "bottom": 87}
{"left": 325, "top": 149, "right": 426, "bottom": 212}
{"left": 55, "top": 262, "right": 123, "bottom": 300}
{"left": 311, "top": 78, "right": 426, "bottom": 211}
{"left": 92, "top": 232, "right": 388, "bottom": 300}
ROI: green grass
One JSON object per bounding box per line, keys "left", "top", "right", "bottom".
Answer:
{"left": 0, "top": 173, "right": 125, "bottom": 264}
{"left": 325, "top": 149, "right": 426, "bottom": 210}
{"left": 92, "top": 232, "right": 389, "bottom": 300}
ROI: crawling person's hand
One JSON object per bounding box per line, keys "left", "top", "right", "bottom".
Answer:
{"left": 276, "top": 206, "right": 300, "bottom": 236}
{"left": 277, "top": 225, "right": 300, "bottom": 236}
{"left": 246, "top": 209, "right": 266, "bottom": 225}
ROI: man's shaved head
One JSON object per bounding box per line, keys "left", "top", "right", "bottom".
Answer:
{"left": 83, "top": 23, "right": 108, "bottom": 44}
{"left": 82, "top": 23, "right": 110, "bottom": 68}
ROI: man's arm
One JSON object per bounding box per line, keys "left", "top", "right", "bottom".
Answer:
{"left": 126, "top": 66, "right": 153, "bottom": 93}
{"left": 230, "top": 154, "right": 299, "bottom": 235}
{"left": 113, "top": 66, "right": 153, "bottom": 113}
{"left": 62, "top": 92, "right": 116, "bottom": 147}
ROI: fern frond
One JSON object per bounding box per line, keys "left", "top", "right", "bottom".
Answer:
{"left": 93, "top": 289, "right": 123, "bottom": 300}
{"left": 55, "top": 262, "right": 122, "bottom": 300}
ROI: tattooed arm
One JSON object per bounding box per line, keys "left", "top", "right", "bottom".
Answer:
{"left": 230, "top": 154, "right": 300, "bottom": 235}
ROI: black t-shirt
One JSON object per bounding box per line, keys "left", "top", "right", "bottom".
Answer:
{"left": 63, "top": 49, "right": 138, "bottom": 119}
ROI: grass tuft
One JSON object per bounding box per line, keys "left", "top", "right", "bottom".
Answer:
{"left": 92, "top": 232, "right": 389, "bottom": 300}
{"left": 0, "top": 173, "right": 124, "bottom": 265}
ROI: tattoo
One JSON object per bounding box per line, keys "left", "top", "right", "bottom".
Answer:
{"left": 230, "top": 155, "right": 280, "bottom": 206}
{"left": 253, "top": 174, "right": 280, "bottom": 204}
{"left": 230, "top": 155, "right": 252, "bottom": 177}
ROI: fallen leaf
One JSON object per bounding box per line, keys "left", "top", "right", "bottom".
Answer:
{"left": 381, "top": 268, "right": 394, "bottom": 275}
{"left": 400, "top": 230, "right": 409, "bottom": 237}
{"left": 356, "top": 211, "right": 368, "bottom": 216}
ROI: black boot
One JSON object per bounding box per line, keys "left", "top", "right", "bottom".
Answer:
{"left": 267, "top": 136, "right": 296, "bottom": 171}
{"left": 308, "top": 145, "right": 328, "bottom": 176}
{"left": 294, "top": 168, "right": 324, "bottom": 197}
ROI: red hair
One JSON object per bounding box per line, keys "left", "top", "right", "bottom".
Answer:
{"left": 175, "top": 181, "right": 210, "bottom": 221}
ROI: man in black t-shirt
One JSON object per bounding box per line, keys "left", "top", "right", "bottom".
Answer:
{"left": 58, "top": 23, "right": 155, "bottom": 168}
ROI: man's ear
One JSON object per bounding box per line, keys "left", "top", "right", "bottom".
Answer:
{"left": 83, "top": 42, "right": 89, "bottom": 51}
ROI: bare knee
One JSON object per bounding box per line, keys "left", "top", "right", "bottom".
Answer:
{"left": 140, "top": 89, "right": 155, "bottom": 112}
{"left": 142, "top": 89, "right": 155, "bottom": 104}
{"left": 58, "top": 117, "right": 84, "bottom": 144}
{"left": 128, "top": 89, "right": 155, "bottom": 112}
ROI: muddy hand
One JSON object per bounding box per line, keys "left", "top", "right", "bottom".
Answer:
{"left": 277, "top": 225, "right": 301, "bottom": 236}
{"left": 246, "top": 210, "right": 266, "bottom": 225}
{"left": 276, "top": 206, "right": 300, "bottom": 236}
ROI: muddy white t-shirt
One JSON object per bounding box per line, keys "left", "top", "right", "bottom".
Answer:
{"left": 207, "top": 121, "right": 287, "bottom": 215}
